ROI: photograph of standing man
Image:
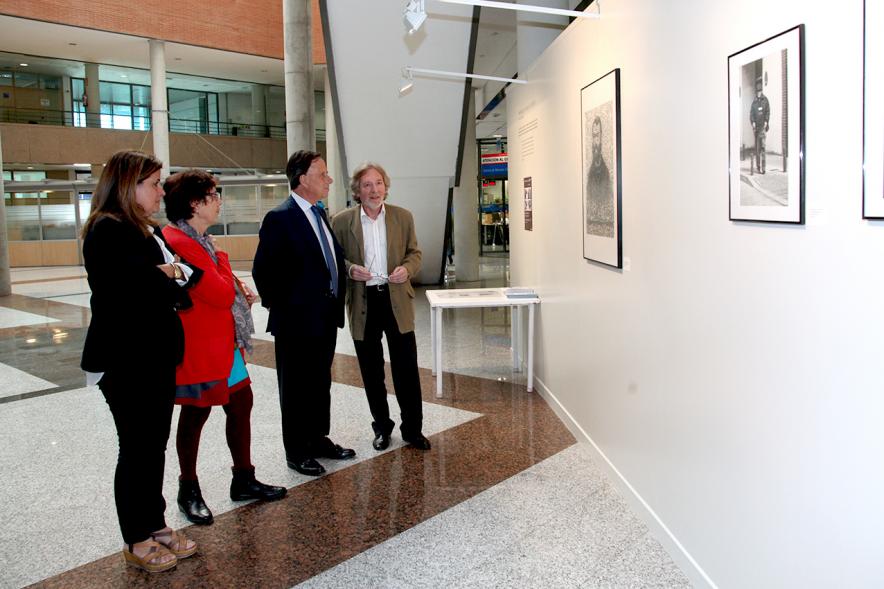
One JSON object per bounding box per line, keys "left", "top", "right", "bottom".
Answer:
{"left": 252, "top": 150, "right": 355, "bottom": 477}
{"left": 750, "top": 77, "right": 770, "bottom": 174}
{"left": 331, "top": 163, "right": 430, "bottom": 451}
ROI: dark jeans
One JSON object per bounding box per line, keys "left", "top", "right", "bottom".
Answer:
{"left": 353, "top": 287, "right": 423, "bottom": 439}
{"left": 274, "top": 326, "right": 337, "bottom": 460}
{"left": 100, "top": 369, "right": 175, "bottom": 545}
{"left": 754, "top": 130, "right": 767, "bottom": 172}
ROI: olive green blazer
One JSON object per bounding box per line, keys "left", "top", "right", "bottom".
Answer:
{"left": 330, "top": 203, "right": 422, "bottom": 341}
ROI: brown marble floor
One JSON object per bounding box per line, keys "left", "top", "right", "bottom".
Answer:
{"left": 3, "top": 293, "right": 575, "bottom": 588}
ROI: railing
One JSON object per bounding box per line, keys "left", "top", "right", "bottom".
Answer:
{"left": 0, "top": 107, "right": 289, "bottom": 139}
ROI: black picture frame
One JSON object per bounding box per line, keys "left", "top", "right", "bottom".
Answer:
{"left": 727, "top": 25, "right": 805, "bottom": 224}
{"left": 580, "top": 68, "right": 622, "bottom": 268}
{"left": 863, "top": 1, "right": 884, "bottom": 218}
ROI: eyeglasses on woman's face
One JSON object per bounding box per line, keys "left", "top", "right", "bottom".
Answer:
{"left": 206, "top": 187, "right": 222, "bottom": 202}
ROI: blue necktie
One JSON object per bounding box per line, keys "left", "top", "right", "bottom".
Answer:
{"left": 311, "top": 205, "right": 338, "bottom": 297}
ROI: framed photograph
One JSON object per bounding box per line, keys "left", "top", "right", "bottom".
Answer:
{"left": 523, "top": 176, "right": 533, "bottom": 231}
{"left": 864, "top": 1, "right": 884, "bottom": 218}
{"left": 580, "top": 68, "right": 622, "bottom": 268}
{"left": 728, "top": 25, "right": 805, "bottom": 223}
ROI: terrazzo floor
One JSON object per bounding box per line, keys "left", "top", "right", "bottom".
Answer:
{"left": 0, "top": 257, "right": 691, "bottom": 589}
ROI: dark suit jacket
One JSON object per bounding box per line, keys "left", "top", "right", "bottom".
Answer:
{"left": 252, "top": 197, "right": 345, "bottom": 338}
{"left": 81, "top": 216, "right": 190, "bottom": 374}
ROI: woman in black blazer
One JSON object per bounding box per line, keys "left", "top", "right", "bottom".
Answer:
{"left": 81, "top": 150, "right": 197, "bottom": 573}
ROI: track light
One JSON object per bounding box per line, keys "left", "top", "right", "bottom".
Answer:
{"left": 437, "top": 0, "right": 600, "bottom": 19}
{"left": 398, "top": 66, "right": 527, "bottom": 95}
{"left": 399, "top": 68, "right": 415, "bottom": 96}
{"left": 403, "top": 0, "right": 428, "bottom": 34}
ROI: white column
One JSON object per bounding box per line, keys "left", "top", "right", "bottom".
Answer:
{"left": 149, "top": 40, "right": 171, "bottom": 177}
{"left": 453, "top": 94, "right": 480, "bottom": 281}
{"left": 84, "top": 63, "right": 101, "bottom": 129}
{"left": 324, "top": 69, "right": 347, "bottom": 215}
{"left": 0, "top": 128, "right": 10, "bottom": 294}
{"left": 282, "top": 0, "right": 315, "bottom": 155}
{"left": 516, "top": 0, "right": 568, "bottom": 72}
{"left": 251, "top": 84, "right": 268, "bottom": 130}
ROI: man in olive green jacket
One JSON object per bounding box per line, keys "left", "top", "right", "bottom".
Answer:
{"left": 331, "top": 162, "right": 430, "bottom": 451}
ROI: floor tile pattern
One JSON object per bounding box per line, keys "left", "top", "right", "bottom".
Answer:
{"left": 0, "top": 262, "right": 691, "bottom": 589}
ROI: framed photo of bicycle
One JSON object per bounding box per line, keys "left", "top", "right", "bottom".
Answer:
{"left": 728, "top": 25, "right": 805, "bottom": 224}
{"left": 864, "top": 1, "right": 884, "bottom": 218}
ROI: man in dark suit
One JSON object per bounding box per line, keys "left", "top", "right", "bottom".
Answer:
{"left": 331, "top": 162, "right": 430, "bottom": 452}
{"left": 252, "top": 150, "right": 355, "bottom": 476}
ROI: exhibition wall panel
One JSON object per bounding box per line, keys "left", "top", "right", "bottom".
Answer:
{"left": 508, "top": 1, "right": 880, "bottom": 587}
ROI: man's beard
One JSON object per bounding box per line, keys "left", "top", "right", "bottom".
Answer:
{"left": 591, "top": 146, "right": 603, "bottom": 167}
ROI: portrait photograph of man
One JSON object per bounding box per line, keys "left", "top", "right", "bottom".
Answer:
{"left": 580, "top": 68, "right": 622, "bottom": 267}
{"left": 728, "top": 25, "right": 804, "bottom": 223}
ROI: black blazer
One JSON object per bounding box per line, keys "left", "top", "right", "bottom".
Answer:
{"left": 81, "top": 216, "right": 190, "bottom": 374}
{"left": 252, "top": 197, "right": 346, "bottom": 338}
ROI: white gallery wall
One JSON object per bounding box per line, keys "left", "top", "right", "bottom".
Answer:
{"left": 507, "top": 1, "right": 883, "bottom": 587}
{"left": 326, "top": 0, "right": 474, "bottom": 284}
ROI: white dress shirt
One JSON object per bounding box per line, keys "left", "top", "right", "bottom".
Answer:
{"left": 360, "top": 204, "right": 387, "bottom": 286}
{"left": 291, "top": 192, "right": 337, "bottom": 268}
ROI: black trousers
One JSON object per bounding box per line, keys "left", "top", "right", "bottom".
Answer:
{"left": 353, "top": 287, "right": 423, "bottom": 439}
{"left": 274, "top": 325, "right": 337, "bottom": 460}
{"left": 100, "top": 369, "right": 175, "bottom": 545}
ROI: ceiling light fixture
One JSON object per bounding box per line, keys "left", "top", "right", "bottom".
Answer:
{"left": 398, "top": 67, "right": 415, "bottom": 96}
{"left": 401, "top": 66, "right": 527, "bottom": 95}
{"left": 437, "top": 0, "right": 600, "bottom": 19}
{"left": 19, "top": 63, "right": 28, "bottom": 67}
{"left": 403, "top": 0, "right": 427, "bottom": 34}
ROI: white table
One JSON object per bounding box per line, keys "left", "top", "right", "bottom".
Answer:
{"left": 426, "top": 288, "right": 541, "bottom": 398}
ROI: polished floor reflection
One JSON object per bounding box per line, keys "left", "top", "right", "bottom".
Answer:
{"left": 0, "top": 257, "right": 690, "bottom": 588}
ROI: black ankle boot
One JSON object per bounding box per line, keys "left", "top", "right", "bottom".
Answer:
{"left": 177, "top": 479, "right": 213, "bottom": 525}
{"left": 230, "top": 467, "right": 287, "bottom": 502}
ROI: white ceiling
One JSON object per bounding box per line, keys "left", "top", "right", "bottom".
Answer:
{"left": 0, "top": 14, "right": 288, "bottom": 93}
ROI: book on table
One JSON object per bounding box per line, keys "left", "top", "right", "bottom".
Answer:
{"left": 504, "top": 287, "right": 537, "bottom": 299}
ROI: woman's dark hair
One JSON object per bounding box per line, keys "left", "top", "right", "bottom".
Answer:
{"left": 82, "top": 150, "right": 163, "bottom": 237}
{"left": 285, "top": 150, "right": 321, "bottom": 191}
{"left": 163, "top": 169, "right": 218, "bottom": 223}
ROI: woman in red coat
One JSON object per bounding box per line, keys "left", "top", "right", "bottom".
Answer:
{"left": 162, "top": 170, "right": 285, "bottom": 525}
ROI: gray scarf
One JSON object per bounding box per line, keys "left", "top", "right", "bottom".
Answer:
{"left": 176, "top": 220, "right": 254, "bottom": 353}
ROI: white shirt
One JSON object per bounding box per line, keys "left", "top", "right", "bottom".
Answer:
{"left": 291, "top": 192, "right": 337, "bottom": 268}
{"left": 360, "top": 204, "right": 387, "bottom": 286}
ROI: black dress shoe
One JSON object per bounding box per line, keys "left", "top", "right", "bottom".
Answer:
{"left": 178, "top": 479, "right": 214, "bottom": 525}
{"left": 315, "top": 442, "right": 356, "bottom": 460}
{"left": 231, "top": 467, "right": 287, "bottom": 501}
{"left": 287, "top": 457, "right": 326, "bottom": 476}
{"left": 403, "top": 433, "right": 432, "bottom": 450}
{"left": 372, "top": 433, "right": 391, "bottom": 451}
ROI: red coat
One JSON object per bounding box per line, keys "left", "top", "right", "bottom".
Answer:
{"left": 162, "top": 225, "right": 235, "bottom": 385}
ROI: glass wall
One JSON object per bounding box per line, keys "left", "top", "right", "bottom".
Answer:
{"left": 168, "top": 88, "right": 219, "bottom": 134}
{"left": 4, "top": 170, "right": 48, "bottom": 241}
{"left": 477, "top": 138, "right": 509, "bottom": 253}
{"left": 0, "top": 53, "right": 335, "bottom": 141}
{"left": 6, "top": 176, "right": 288, "bottom": 243}
{"left": 0, "top": 70, "right": 64, "bottom": 125}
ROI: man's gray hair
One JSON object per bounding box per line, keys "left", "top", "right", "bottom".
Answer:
{"left": 350, "top": 162, "right": 391, "bottom": 203}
